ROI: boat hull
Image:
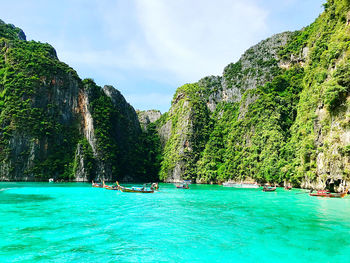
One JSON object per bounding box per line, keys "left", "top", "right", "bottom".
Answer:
{"left": 309, "top": 192, "right": 347, "bottom": 198}
{"left": 262, "top": 187, "right": 276, "bottom": 192}
{"left": 104, "top": 186, "right": 118, "bottom": 190}
{"left": 119, "top": 186, "right": 154, "bottom": 193}
{"left": 176, "top": 185, "right": 189, "bottom": 189}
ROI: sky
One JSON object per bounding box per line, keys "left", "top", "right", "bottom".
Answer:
{"left": 0, "top": 0, "right": 324, "bottom": 112}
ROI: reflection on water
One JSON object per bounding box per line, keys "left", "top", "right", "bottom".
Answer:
{"left": 0, "top": 193, "right": 53, "bottom": 204}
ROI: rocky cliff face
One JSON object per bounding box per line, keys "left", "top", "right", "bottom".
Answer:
{"left": 158, "top": 85, "right": 210, "bottom": 182}
{"left": 0, "top": 21, "right": 151, "bottom": 182}
{"left": 137, "top": 110, "right": 161, "bottom": 131}
{"left": 287, "top": 0, "right": 350, "bottom": 192}
{"left": 157, "top": 32, "right": 294, "bottom": 183}
{"left": 157, "top": 0, "right": 350, "bottom": 191}
{"left": 2, "top": 0, "right": 350, "bottom": 190}
{"left": 206, "top": 32, "right": 292, "bottom": 112}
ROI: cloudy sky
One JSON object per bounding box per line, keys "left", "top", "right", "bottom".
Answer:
{"left": 0, "top": 0, "right": 324, "bottom": 112}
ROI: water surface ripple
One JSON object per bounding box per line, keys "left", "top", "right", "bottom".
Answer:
{"left": 0, "top": 183, "right": 349, "bottom": 262}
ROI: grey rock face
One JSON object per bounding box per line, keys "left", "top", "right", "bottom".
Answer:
{"left": 158, "top": 119, "right": 172, "bottom": 146}
{"left": 158, "top": 32, "right": 293, "bottom": 183}
{"left": 73, "top": 143, "right": 90, "bottom": 182}
{"left": 220, "top": 32, "right": 293, "bottom": 107}
{"left": 17, "top": 30, "right": 26, "bottom": 41}
{"left": 103, "top": 85, "right": 141, "bottom": 135}
{"left": 78, "top": 89, "right": 97, "bottom": 154}
{"left": 137, "top": 110, "right": 161, "bottom": 131}
{"left": 1, "top": 73, "right": 82, "bottom": 181}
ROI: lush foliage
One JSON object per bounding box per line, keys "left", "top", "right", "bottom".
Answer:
{"left": 158, "top": 0, "right": 350, "bottom": 186}
{"left": 159, "top": 83, "right": 210, "bottom": 181}
{"left": 0, "top": 29, "right": 81, "bottom": 180}
{"left": 0, "top": 20, "right": 25, "bottom": 40}
{"left": 0, "top": 22, "right": 157, "bottom": 182}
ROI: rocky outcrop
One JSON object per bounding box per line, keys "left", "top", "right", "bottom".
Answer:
{"left": 158, "top": 32, "right": 293, "bottom": 183}
{"left": 0, "top": 20, "right": 152, "bottom": 182}
{"left": 204, "top": 32, "right": 293, "bottom": 112}
{"left": 158, "top": 83, "right": 211, "bottom": 182}
{"left": 0, "top": 19, "right": 26, "bottom": 40}
{"left": 158, "top": 0, "right": 350, "bottom": 191}
{"left": 72, "top": 142, "right": 93, "bottom": 182}
{"left": 137, "top": 110, "right": 161, "bottom": 131}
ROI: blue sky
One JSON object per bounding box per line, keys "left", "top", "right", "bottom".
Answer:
{"left": 0, "top": 0, "right": 324, "bottom": 112}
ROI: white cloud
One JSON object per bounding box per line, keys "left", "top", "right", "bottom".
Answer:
{"left": 0, "top": 0, "right": 323, "bottom": 112}
{"left": 65, "top": 0, "right": 269, "bottom": 85}
{"left": 134, "top": 0, "right": 269, "bottom": 82}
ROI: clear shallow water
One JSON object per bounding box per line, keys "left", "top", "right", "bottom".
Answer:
{"left": 1, "top": 183, "right": 350, "bottom": 262}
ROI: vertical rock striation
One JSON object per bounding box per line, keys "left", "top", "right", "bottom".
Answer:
{"left": 0, "top": 20, "right": 152, "bottom": 182}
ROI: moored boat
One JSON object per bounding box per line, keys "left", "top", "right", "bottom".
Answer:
{"left": 284, "top": 186, "right": 292, "bottom": 190}
{"left": 92, "top": 180, "right": 103, "bottom": 188}
{"left": 151, "top": 182, "right": 159, "bottom": 190}
{"left": 309, "top": 189, "right": 348, "bottom": 198}
{"left": 175, "top": 181, "right": 190, "bottom": 189}
{"left": 116, "top": 182, "right": 154, "bottom": 193}
{"left": 262, "top": 186, "right": 277, "bottom": 192}
{"left": 176, "top": 184, "right": 189, "bottom": 189}
{"left": 104, "top": 183, "right": 118, "bottom": 190}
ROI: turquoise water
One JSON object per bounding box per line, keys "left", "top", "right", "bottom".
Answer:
{"left": 1, "top": 183, "right": 350, "bottom": 262}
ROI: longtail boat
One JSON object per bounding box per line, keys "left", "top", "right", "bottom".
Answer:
{"left": 175, "top": 181, "right": 190, "bottom": 189}
{"left": 262, "top": 186, "right": 277, "bottom": 192}
{"left": 104, "top": 183, "right": 118, "bottom": 190}
{"left": 309, "top": 189, "right": 348, "bottom": 198}
{"left": 176, "top": 184, "right": 189, "bottom": 189}
{"left": 150, "top": 182, "right": 159, "bottom": 190}
{"left": 92, "top": 180, "right": 103, "bottom": 188}
{"left": 116, "top": 182, "right": 154, "bottom": 193}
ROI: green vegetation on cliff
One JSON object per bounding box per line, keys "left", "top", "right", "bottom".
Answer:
{"left": 0, "top": 27, "right": 81, "bottom": 180}
{"left": 0, "top": 21, "right": 157, "bottom": 182}
{"left": 159, "top": 83, "right": 210, "bottom": 181}
{"left": 157, "top": 0, "right": 350, "bottom": 188}
{"left": 286, "top": 0, "right": 350, "bottom": 185}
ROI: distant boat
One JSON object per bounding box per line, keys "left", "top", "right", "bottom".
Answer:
{"left": 176, "top": 181, "right": 190, "bottom": 189}
{"left": 262, "top": 186, "right": 277, "bottom": 192}
{"left": 150, "top": 182, "right": 159, "bottom": 190}
{"left": 309, "top": 189, "right": 347, "bottom": 198}
{"left": 92, "top": 180, "right": 103, "bottom": 188}
{"left": 176, "top": 184, "right": 189, "bottom": 189}
{"left": 116, "top": 182, "right": 154, "bottom": 193}
{"left": 49, "top": 178, "right": 54, "bottom": 183}
{"left": 223, "top": 182, "right": 259, "bottom": 188}
{"left": 284, "top": 186, "right": 292, "bottom": 190}
{"left": 104, "top": 183, "right": 118, "bottom": 190}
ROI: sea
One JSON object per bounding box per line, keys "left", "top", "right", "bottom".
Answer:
{"left": 0, "top": 182, "right": 349, "bottom": 262}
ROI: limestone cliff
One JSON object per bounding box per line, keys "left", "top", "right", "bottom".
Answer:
{"left": 137, "top": 110, "right": 161, "bottom": 131}
{"left": 157, "top": 0, "right": 350, "bottom": 191}
{"left": 0, "top": 20, "right": 151, "bottom": 182}
{"left": 157, "top": 32, "right": 294, "bottom": 183}
{"left": 287, "top": 0, "right": 350, "bottom": 192}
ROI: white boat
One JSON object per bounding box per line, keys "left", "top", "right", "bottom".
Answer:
{"left": 49, "top": 178, "right": 54, "bottom": 183}
{"left": 222, "top": 182, "right": 259, "bottom": 188}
